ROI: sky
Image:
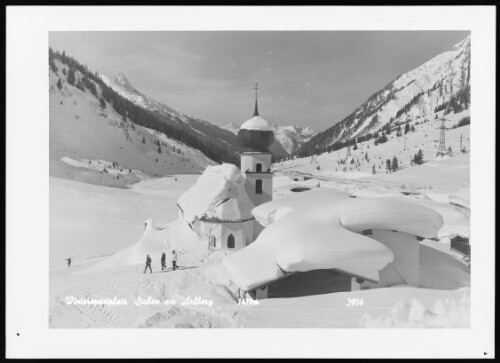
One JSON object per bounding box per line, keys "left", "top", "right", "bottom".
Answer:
{"left": 49, "top": 31, "right": 470, "bottom": 132}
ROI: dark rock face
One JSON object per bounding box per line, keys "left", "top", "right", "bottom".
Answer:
{"left": 238, "top": 129, "right": 275, "bottom": 152}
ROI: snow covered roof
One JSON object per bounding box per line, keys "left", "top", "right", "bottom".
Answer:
{"left": 252, "top": 188, "right": 350, "bottom": 227}
{"left": 240, "top": 116, "right": 273, "bottom": 131}
{"left": 202, "top": 197, "right": 254, "bottom": 222}
{"left": 177, "top": 163, "right": 255, "bottom": 223}
{"left": 223, "top": 192, "right": 444, "bottom": 290}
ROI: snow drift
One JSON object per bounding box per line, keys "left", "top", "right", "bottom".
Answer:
{"left": 224, "top": 191, "right": 444, "bottom": 291}
{"left": 177, "top": 163, "right": 254, "bottom": 223}
{"left": 360, "top": 287, "right": 470, "bottom": 328}
{"left": 252, "top": 188, "right": 350, "bottom": 227}
{"left": 85, "top": 218, "right": 204, "bottom": 272}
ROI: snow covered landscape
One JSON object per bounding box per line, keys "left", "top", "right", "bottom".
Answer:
{"left": 49, "top": 154, "right": 470, "bottom": 328}
{"left": 49, "top": 33, "right": 471, "bottom": 329}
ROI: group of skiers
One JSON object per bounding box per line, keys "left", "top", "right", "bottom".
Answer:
{"left": 144, "top": 250, "right": 178, "bottom": 273}
{"left": 65, "top": 250, "right": 179, "bottom": 273}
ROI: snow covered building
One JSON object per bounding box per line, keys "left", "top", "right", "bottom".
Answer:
{"left": 223, "top": 190, "right": 444, "bottom": 299}
{"left": 177, "top": 163, "right": 256, "bottom": 250}
{"left": 237, "top": 89, "right": 274, "bottom": 237}
{"left": 177, "top": 86, "right": 275, "bottom": 249}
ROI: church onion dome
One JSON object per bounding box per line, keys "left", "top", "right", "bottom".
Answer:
{"left": 237, "top": 83, "right": 274, "bottom": 152}
{"left": 238, "top": 117, "right": 275, "bottom": 152}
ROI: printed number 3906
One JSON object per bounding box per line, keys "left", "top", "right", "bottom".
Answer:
{"left": 346, "top": 298, "right": 364, "bottom": 307}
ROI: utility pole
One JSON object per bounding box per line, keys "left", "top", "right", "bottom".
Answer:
{"left": 460, "top": 133, "right": 463, "bottom": 151}
{"left": 437, "top": 118, "right": 449, "bottom": 156}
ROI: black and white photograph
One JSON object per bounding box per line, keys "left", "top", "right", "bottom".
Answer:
{"left": 6, "top": 5, "right": 496, "bottom": 359}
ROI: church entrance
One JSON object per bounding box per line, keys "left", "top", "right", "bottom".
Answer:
{"left": 227, "top": 234, "right": 235, "bottom": 249}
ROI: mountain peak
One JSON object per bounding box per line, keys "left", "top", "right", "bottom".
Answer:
{"left": 453, "top": 35, "right": 471, "bottom": 51}
{"left": 114, "top": 73, "right": 135, "bottom": 91}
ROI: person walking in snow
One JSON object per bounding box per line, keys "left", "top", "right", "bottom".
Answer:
{"left": 144, "top": 254, "right": 152, "bottom": 273}
{"left": 65, "top": 258, "right": 71, "bottom": 267}
{"left": 171, "top": 250, "right": 178, "bottom": 271}
{"left": 161, "top": 252, "right": 167, "bottom": 270}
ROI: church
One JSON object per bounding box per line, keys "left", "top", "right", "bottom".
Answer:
{"left": 178, "top": 86, "right": 444, "bottom": 300}
{"left": 177, "top": 85, "right": 274, "bottom": 249}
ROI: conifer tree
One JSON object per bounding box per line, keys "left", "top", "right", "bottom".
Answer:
{"left": 67, "top": 68, "right": 76, "bottom": 86}
{"left": 386, "top": 159, "right": 392, "bottom": 173}
{"left": 413, "top": 149, "right": 424, "bottom": 165}
{"left": 99, "top": 96, "right": 106, "bottom": 109}
{"left": 49, "top": 55, "right": 58, "bottom": 73}
{"left": 57, "top": 78, "right": 62, "bottom": 90}
{"left": 392, "top": 156, "right": 399, "bottom": 171}
{"left": 75, "top": 76, "right": 85, "bottom": 91}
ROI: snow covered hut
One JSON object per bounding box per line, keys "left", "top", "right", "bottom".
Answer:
{"left": 223, "top": 190, "right": 444, "bottom": 299}
{"left": 177, "top": 164, "right": 256, "bottom": 250}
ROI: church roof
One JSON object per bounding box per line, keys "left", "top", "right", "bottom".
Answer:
{"left": 240, "top": 82, "right": 272, "bottom": 132}
{"left": 177, "top": 163, "right": 255, "bottom": 224}
{"left": 240, "top": 115, "right": 273, "bottom": 131}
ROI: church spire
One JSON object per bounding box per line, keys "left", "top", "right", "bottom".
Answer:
{"left": 253, "top": 82, "right": 259, "bottom": 117}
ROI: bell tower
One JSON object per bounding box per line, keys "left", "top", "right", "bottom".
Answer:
{"left": 237, "top": 84, "right": 274, "bottom": 237}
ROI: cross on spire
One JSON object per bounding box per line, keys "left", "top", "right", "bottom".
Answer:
{"left": 253, "top": 82, "right": 259, "bottom": 117}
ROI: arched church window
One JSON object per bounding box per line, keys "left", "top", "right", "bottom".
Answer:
{"left": 256, "top": 163, "right": 262, "bottom": 172}
{"left": 227, "top": 234, "right": 235, "bottom": 249}
{"left": 256, "top": 179, "right": 263, "bottom": 194}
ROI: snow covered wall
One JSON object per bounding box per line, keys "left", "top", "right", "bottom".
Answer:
{"left": 223, "top": 191, "right": 444, "bottom": 291}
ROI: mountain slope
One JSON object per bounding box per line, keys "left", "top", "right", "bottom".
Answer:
{"left": 100, "top": 73, "right": 193, "bottom": 123}
{"left": 49, "top": 58, "right": 216, "bottom": 188}
{"left": 274, "top": 125, "right": 316, "bottom": 155}
{"left": 100, "top": 73, "right": 292, "bottom": 160}
{"left": 223, "top": 122, "right": 316, "bottom": 155}
{"left": 50, "top": 48, "right": 243, "bottom": 166}
{"left": 300, "top": 35, "right": 470, "bottom": 156}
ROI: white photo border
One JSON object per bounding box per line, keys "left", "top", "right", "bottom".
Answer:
{"left": 6, "top": 5, "right": 496, "bottom": 359}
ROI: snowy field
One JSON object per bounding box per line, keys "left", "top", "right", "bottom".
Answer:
{"left": 50, "top": 140, "right": 470, "bottom": 327}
